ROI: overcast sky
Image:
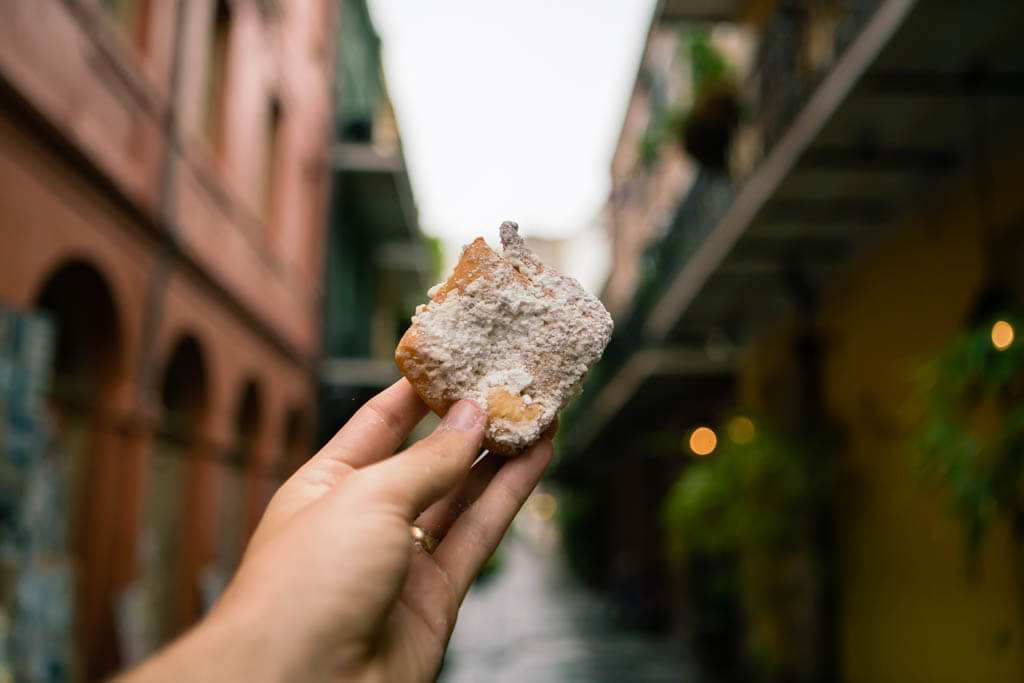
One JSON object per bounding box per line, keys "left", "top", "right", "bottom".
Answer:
{"left": 367, "top": 0, "right": 657, "bottom": 248}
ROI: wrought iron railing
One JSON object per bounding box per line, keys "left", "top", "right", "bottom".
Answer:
{"left": 754, "top": 0, "right": 883, "bottom": 154}
{"left": 562, "top": 0, "right": 890, "bottom": 455}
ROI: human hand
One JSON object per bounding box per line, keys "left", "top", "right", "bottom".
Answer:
{"left": 121, "top": 379, "right": 554, "bottom": 682}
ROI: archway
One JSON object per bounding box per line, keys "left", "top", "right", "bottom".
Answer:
{"left": 34, "top": 259, "right": 122, "bottom": 544}
{"left": 33, "top": 259, "right": 123, "bottom": 678}
{"left": 280, "top": 406, "right": 312, "bottom": 480}
{"left": 137, "top": 335, "right": 207, "bottom": 652}
{"left": 215, "top": 379, "right": 263, "bottom": 580}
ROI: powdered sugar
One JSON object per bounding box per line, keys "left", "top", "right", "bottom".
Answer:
{"left": 402, "top": 221, "right": 613, "bottom": 454}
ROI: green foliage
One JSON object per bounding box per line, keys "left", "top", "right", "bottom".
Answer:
{"left": 557, "top": 486, "right": 611, "bottom": 586}
{"left": 421, "top": 235, "right": 444, "bottom": 282}
{"left": 636, "top": 109, "right": 686, "bottom": 169}
{"left": 474, "top": 546, "right": 504, "bottom": 586}
{"left": 685, "top": 29, "right": 732, "bottom": 93}
{"left": 912, "top": 314, "right": 1024, "bottom": 555}
{"left": 661, "top": 419, "right": 818, "bottom": 562}
{"left": 637, "top": 128, "right": 663, "bottom": 168}
{"left": 636, "top": 30, "right": 732, "bottom": 169}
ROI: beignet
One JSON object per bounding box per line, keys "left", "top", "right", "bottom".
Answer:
{"left": 395, "top": 221, "right": 613, "bottom": 455}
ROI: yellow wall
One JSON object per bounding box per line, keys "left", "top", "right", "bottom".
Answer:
{"left": 739, "top": 143, "right": 1024, "bottom": 682}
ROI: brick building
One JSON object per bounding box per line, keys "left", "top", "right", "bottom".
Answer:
{"left": 0, "top": 0, "right": 334, "bottom": 678}
{"left": 602, "top": 23, "right": 696, "bottom": 321}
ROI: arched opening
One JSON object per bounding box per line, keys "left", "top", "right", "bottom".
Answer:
{"left": 280, "top": 406, "right": 312, "bottom": 481}
{"left": 214, "top": 379, "right": 263, "bottom": 581}
{"left": 32, "top": 259, "right": 123, "bottom": 679}
{"left": 35, "top": 260, "right": 121, "bottom": 395}
{"left": 34, "top": 260, "right": 122, "bottom": 529}
{"left": 138, "top": 335, "right": 207, "bottom": 652}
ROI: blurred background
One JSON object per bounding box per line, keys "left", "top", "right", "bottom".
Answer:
{"left": 1, "top": 0, "right": 1023, "bottom": 681}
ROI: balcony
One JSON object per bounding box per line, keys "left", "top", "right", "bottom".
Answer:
{"left": 563, "top": 0, "right": 1024, "bottom": 457}
{"left": 660, "top": 0, "right": 745, "bottom": 23}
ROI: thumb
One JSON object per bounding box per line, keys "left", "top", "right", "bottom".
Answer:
{"left": 360, "top": 400, "right": 486, "bottom": 519}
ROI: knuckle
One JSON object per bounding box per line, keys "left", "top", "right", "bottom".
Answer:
{"left": 492, "top": 475, "right": 526, "bottom": 506}
{"left": 358, "top": 467, "right": 409, "bottom": 505}
{"left": 416, "top": 430, "right": 474, "bottom": 469}
{"left": 363, "top": 396, "right": 406, "bottom": 443}
{"left": 458, "top": 506, "right": 491, "bottom": 548}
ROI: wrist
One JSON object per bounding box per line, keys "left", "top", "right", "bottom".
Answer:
{"left": 116, "top": 599, "right": 287, "bottom": 683}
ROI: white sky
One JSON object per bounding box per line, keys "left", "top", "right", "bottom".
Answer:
{"left": 368, "top": 0, "right": 658, "bottom": 249}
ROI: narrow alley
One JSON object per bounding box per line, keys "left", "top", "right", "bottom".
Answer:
{"left": 440, "top": 519, "right": 694, "bottom": 683}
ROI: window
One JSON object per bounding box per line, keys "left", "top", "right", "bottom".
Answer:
{"left": 262, "top": 98, "right": 283, "bottom": 228}
{"left": 101, "top": 0, "right": 151, "bottom": 53}
{"left": 203, "top": 0, "right": 232, "bottom": 157}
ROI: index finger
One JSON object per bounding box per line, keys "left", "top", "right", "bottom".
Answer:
{"left": 361, "top": 399, "right": 486, "bottom": 519}
{"left": 316, "top": 378, "right": 430, "bottom": 469}
{"left": 432, "top": 437, "right": 554, "bottom": 602}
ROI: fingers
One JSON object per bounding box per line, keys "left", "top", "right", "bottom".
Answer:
{"left": 316, "top": 378, "right": 430, "bottom": 469}
{"left": 415, "top": 416, "right": 559, "bottom": 542}
{"left": 413, "top": 451, "right": 505, "bottom": 539}
{"left": 433, "top": 437, "right": 553, "bottom": 603}
{"left": 362, "top": 400, "right": 486, "bottom": 519}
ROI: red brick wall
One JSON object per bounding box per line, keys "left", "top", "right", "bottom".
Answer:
{"left": 0, "top": 0, "right": 334, "bottom": 678}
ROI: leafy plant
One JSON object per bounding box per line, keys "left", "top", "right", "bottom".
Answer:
{"left": 421, "top": 235, "right": 444, "bottom": 281}
{"left": 636, "top": 30, "right": 734, "bottom": 169}
{"left": 637, "top": 127, "right": 664, "bottom": 168}
{"left": 661, "top": 418, "right": 818, "bottom": 562}
{"left": 662, "top": 417, "right": 830, "bottom": 680}
{"left": 912, "top": 314, "right": 1024, "bottom": 555}
{"left": 686, "top": 28, "right": 732, "bottom": 94}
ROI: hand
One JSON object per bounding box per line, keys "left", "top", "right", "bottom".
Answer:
{"left": 121, "top": 379, "right": 554, "bottom": 682}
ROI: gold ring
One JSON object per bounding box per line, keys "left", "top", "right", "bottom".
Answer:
{"left": 410, "top": 525, "right": 440, "bottom": 554}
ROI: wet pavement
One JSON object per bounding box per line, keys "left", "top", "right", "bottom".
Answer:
{"left": 439, "top": 517, "right": 695, "bottom": 683}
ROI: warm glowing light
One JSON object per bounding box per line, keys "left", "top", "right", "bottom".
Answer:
{"left": 728, "top": 416, "right": 755, "bottom": 444}
{"left": 992, "top": 320, "right": 1014, "bottom": 351}
{"left": 527, "top": 492, "right": 558, "bottom": 521}
{"left": 689, "top": 427, "right": 717, "bottom": 456}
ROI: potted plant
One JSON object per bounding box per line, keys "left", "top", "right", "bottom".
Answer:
{"left": 679, "top": 32, "right": 739, "bottom": 171}
{"left": 636, "top": 30, "right": 739, "bottom": 171}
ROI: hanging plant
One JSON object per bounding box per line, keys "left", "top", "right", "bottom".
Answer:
{"left": 637, "top": 126, "right": 665, "bottom": 169}
{"left": 661, "top": 417, "right": 820, "bottom": 562}
{"left": 635, "top": 30, "right": 738, "bottom": 170}
{"left": 636, "top": 108, "right": 685, "bottom": 170}
{"left": 682, "top": 81, "right": 740, "bottom": 170}
{"left": 911, "top": 313, "right": 1024, "bottom": 555}
{"left": 679, "top": 30, "right": 739, "bottom": 170}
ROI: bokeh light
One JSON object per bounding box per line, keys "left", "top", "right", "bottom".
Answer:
{"left": 688, "top": 427, "right": 717, "bottom": 456}
{"left": 728, "top": 416, "right": 755, "bottom": 444}
{"left": 992, "top": 320, "right": 1014, "bottom": 351}
{"left": 527, "top": 492, "right": 558, "bottom": 521}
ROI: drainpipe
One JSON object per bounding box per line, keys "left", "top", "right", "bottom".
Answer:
{"left": 97, "top": 0, "right": 190, "bottom": 675}
{"left": 135, "top": 0, "right": 188, "bottom": 401}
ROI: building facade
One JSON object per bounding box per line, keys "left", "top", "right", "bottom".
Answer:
{"left": 603, "top": 23, "right": 696, "bottom": 320}
{"left": 318, "top": 0, "right": 435, "bottom": 444}
{"left": 561, "top": 1, "right": 1024, "bottom": 681}
{"left": 0, "top": 0, "right": 334, "bottom": 678}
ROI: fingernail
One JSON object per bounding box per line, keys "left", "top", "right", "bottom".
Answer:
{"left": 439, "top": 399, "right": 483, "bottom": 432}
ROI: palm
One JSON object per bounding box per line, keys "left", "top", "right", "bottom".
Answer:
{"left": 219, "top": 380, "right": 552, "bottom": 683}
